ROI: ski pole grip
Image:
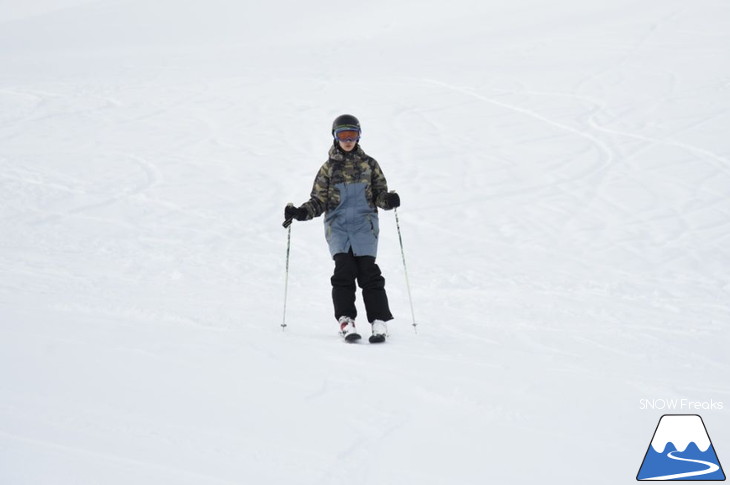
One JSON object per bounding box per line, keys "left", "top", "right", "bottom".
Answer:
{"left": 283, "top": 203, "right": 294, "bottom": 228}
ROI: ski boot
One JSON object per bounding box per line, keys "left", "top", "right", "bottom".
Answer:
{"left": 339, "top": 316, "right": 361, "bottom": 343}
{"left": 369, "top": 320, "right": 387, "bottom": 344}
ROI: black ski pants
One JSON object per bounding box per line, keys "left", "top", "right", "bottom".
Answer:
{"left": 331, "top": 249, "right": 393, "bottom": 323}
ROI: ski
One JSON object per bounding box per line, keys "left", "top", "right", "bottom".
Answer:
{"left": 344, "top": 332, "right": 362, "bottom": 343}
{"left": 341, "top": 333, "right": 386, "bottom": 344}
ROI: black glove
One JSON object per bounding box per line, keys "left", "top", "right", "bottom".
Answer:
{"left": 383, "top": 192, "right": 400, "bottom": 209}
{"left": 284, "top": 204, "right": 308, "bottom": 221}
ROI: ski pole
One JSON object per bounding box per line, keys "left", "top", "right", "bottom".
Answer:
{"left": 282, "top": 206, "right": 294, "bottom": 330}
{"left": 394, "top": 207, "right": 417, "bottom": 333}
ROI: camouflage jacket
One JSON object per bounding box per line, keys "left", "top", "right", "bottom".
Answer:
{"left": 300, "top": 144, "right": 392, "bottom": 257}
{"left": 301, "top": 144, "right": 391, "bottom": 218}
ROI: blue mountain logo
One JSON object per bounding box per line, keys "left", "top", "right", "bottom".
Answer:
{"left": 637, "top": 414, "right": 725, "bottom": 481}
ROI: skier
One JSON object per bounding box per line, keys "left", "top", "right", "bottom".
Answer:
{"left": 284, "top": 114, "right": 401, "bottom": 343}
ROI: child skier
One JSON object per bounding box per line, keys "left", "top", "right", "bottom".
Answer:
{"left": 284, "top": 114, "right": 400, "bottom": 343}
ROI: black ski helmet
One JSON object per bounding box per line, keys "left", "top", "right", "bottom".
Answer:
{"left": 332, "top": 114, "right": 361, "bottom": 136}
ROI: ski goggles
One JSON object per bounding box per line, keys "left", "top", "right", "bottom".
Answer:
{"left": 334, "top": 130, "right": 360, "bottom": 142}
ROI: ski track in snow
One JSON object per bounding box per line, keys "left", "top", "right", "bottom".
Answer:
{"left": 1, "top": 1, "right": 729, "bottom": 484}
{"left": 0, "top": 428, "right": 242, "bottom": 485}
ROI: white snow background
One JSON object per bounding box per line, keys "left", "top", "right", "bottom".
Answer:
{"left": 1, "top": 1, "right": 729, "bottom": 483}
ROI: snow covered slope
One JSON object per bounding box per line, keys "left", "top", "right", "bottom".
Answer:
{"left": 1, "top": 1, "right": 728, "bottom": 484}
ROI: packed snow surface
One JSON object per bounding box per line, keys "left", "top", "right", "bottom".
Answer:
{"left": 1, "top": 1, "right": 728, "bottom": 484}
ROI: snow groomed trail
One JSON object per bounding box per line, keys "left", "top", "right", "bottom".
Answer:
{"left": 1, "top": 1, "right": 729, "bottom": 484}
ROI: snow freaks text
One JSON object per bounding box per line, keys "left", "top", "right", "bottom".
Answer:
{"left": 639, "top": 399, "right": 724, "bottom": 411}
